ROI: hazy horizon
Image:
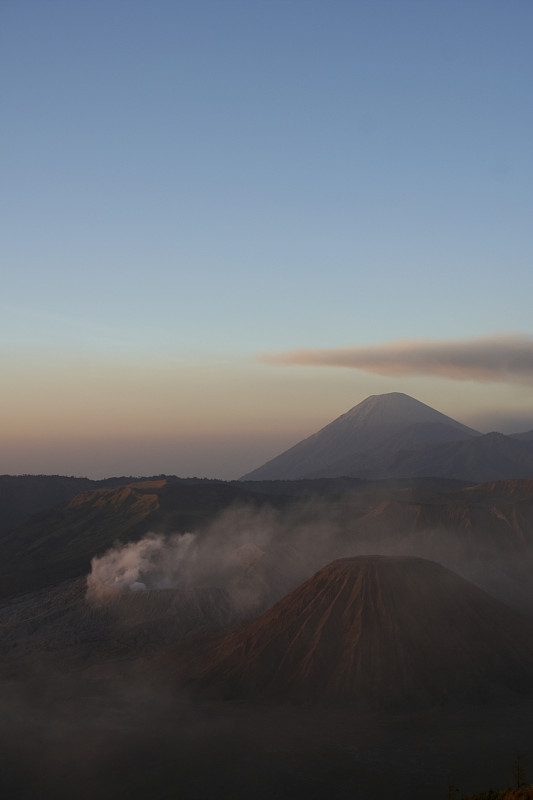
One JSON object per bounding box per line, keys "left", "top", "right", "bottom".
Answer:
{"left": 2, "top": 386, "right": 533, "bottom": 481}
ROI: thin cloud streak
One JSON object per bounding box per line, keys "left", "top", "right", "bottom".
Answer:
{"left": 260, "top": 334, "right": 533, "bottom": 385}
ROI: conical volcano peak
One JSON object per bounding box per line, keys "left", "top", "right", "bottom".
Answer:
{"left": 338, "top": 392, "right": 466, "bottom": 427}
{"left": 318, "top": 553, "right": 439, "bottom": 574}
{"left": 241, "top": 393, "right": 480, "bottom": 480}
{"left": 348, "top": 391, "right": 421, "bottom": 409}
{"left": 179, "top": 555, "right": 533, "bottom": 709}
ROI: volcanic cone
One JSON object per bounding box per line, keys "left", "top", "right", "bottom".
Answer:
{"left": 178, "top": 556, "right": 533, "bottom": 709}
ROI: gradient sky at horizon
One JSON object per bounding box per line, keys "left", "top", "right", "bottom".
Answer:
{"left": 2, "top": 0, "right": 533, "bottom": 479}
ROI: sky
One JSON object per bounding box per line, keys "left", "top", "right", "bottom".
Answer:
{"left": 2, "top": 0, "right": 533, "bottom": 479}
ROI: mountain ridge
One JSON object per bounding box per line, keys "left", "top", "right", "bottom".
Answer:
{"left": 241, "top": 393, "right": 533, "bottom": 482}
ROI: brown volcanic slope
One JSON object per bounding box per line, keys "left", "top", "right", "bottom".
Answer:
{"left": 178, "top": 556, "right": 533, "bottom": 709}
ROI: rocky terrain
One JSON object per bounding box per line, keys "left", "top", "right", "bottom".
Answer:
{"left": 3, "top": 472, "right": 533, "bottom": 798}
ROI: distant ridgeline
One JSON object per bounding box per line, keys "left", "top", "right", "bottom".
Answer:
{"left": 3, "top": 472, "right": 533, "bottom": 616}
{"left": 241, "top": 392, "right": 533, "bottom": 482}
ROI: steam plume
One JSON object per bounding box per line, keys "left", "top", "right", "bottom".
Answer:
{"left": 85, "top": 503, "right": 345, "bottom": 609}
{"left": 86, "top": 532, "right": 196, "bottom": 601}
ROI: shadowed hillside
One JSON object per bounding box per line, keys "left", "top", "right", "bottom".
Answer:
{"left": 465, "top": 790, "right": 533, "bottom": 799}
{"left": 0, "top": 474, "right": 141, "bottom": 535}
{"left": 0, "top": 478, "right": 282, "bottom": 598}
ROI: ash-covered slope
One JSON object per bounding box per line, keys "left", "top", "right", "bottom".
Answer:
{"left": 178, "top": 556, "right": 533, "bottom": 709}
{"left": 241, "top": 393, "right": 479, "bottom": 480}
{"left": 0, "top": 577, "right": 245, "bottom": 678}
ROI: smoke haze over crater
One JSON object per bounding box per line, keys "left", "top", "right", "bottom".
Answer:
{"left": 85, "top": 490, "right": 533, "bottom": 618}
{"left": 86, "top": 503, "right": 327, "bottom": 612}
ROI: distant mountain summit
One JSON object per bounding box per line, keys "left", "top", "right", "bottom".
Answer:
{"left": 241, "top": 392, "right": 480, "bottom": 480}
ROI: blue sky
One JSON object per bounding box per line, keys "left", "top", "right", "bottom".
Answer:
{"left": 2, "top": 1, "right": 533, "bottom": 478}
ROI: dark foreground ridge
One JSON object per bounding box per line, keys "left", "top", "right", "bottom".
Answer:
{"left": 176, "top": 555, "right": 533, "bottom": 709}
